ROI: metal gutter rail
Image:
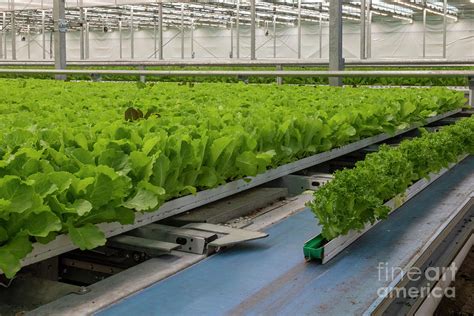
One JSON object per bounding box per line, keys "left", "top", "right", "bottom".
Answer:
{"left": 0, "top": 69, "right": 474, "bottom": 78}
{"left": 303, "top": 155, "right": 468, "bottom": 263}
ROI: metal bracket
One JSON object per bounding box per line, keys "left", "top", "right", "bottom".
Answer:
{"left": 129, "top": 224, "right": 218, "bottom": 254}
{"left": 128, "top": 223, "right": 268, "bottom": 255}
{"left": 280, "top": 173, "right": 333, "bottom": 195}
{"left": 182, "top": 223, "right": 268, "bottom": 248}
{"left": 361, "top": 144, "right": 381, "bottom": 153}
{"left": 107, "top": 235, "right": 180, "bottom": 257}
{"left": 58, "top": 19, "right": 68, "bottom": 33}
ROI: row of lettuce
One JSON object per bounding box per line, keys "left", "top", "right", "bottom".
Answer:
{"left": 0, "top": 65, "right": 472, "bottom": 86}
{"left": 310, "top": 115, "right": 474, "bottom": 241}
{"left": 0, "top": 79, "right": 466, "bottom": 278}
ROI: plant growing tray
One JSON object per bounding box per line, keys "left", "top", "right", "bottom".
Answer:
{"left": 303, "top": 154, "right": 468, "bottom": 264}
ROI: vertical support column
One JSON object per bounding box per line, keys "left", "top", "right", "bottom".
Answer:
{"left": 297, "top": 0, "right": 302, "bottom": 59}
{"left": 230, "top": 21, "right": 234, "bottom": 58}
{"left": 190, "top": 19, "right": 194, "bottom": 58}
{"left": 85, "top": 10, "right": 89, "bottom": 59}
{"left": 2, "top": 12, "right": 6, "bottom": 59}
{"left": 42, "top": 10, "right": 46, "bottom": 59}
{"left": 27, "top": 24, "right": 31, "bottom": 59}
{"left": 53, "top": 0, "right": 66, "bottom": 80}
{"left": 11, "top": 3, "right": 16, "bottom": 61}
{"left": 0, "top": 12, "right": 3, "bottom": 59}
{"left": 276, "top": 64, "right": 282, "bottom": 85}
{"left": 236, "top": 0, "right": 240, "bottom": 59}
{"left": 79, "top": 5, "right": 85, "bottom": 60}
{"left": 422, "top": 6, "right": 426, "bottom": 58}
{"left": 49, "top": 31, "right": 53, "bottom": 59}
{"left": 153, "top": 18, "right": 157, "bottom": 59}
{"left": 158, "top": 3, "right": 163, "bottom": 60}
{"left": 273, "top": 15, "right": 276, "bottom": 58}
{"left": 181, "top": 3, "right": 184, "bottom": 60}
{"left": 250, "top": 0, "right": 256, "bottom": 60}
{"left": 119, "top": 20, "right": 123, "bottom": 59}
{"left": 442, "top": 0, "right": 447, "bottom": 58}
{"left": 328, "top": 0, "right": 343, "bottom": 87}
{"left": 319, "top": 8, "right": 322, "bottom": 58}
{"left": 130, "top": 6, "right": 134, "bottom": 59}
{"left": 366, "top": 0, "right": 372, "bottom": 59}
{"left": 360, "top": 0, "right": 366, "bottom": 59}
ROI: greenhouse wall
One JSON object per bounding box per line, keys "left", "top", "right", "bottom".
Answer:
{"left": 5, "top": 17, "right": 473, "bottom": 60}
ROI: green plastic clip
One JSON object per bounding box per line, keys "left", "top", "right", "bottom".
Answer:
{"left": 303, "top": 234, "right": 326, "bottom": 261}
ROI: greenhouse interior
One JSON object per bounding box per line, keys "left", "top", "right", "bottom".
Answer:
{"left": 0, "top": 0, "right": 473, "bottom": 315}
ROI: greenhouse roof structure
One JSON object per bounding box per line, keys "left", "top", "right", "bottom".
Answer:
{"left": 0, "top": 0, "right": 472, "bottom": 34}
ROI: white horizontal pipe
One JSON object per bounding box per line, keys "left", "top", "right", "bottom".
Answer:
{"left": 0, "top": 69, "right": 472, "bottom": 78}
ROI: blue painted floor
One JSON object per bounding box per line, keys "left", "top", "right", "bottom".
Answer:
{"left": 98, "top": 157, "right": 474, "bottom": 316}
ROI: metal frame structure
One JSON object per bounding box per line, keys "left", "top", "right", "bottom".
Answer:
{"left": 1, "top": 67, "right": 473, "bottom": 89}
{"left": 53, "top": 0, "right": 66, "bottom": 79}
{"left": 0, "top": 1, "right": 472, "bottom": 313}
{"left": 367, "top": 195, "right": 474, "bottom": 315}
{"left": 1, "top": 68, "right": 473, "bottom": 94}
{"left": 0, "top": 58, "right": 473, "bottom": 67}
{"left": 1, "top": 68, "right": 473, "bottom": 77}
{"left": 0, "top": 57, "right": 473, "bottom": 68}
{"left": 415, "top": 233, "right": 474, "bottom": 315}
{"left": 0, "top": 0, "right": 470, "bottom": 65}
{"left": 0, "top": 1, "right": 424, "bottom": 33}
{"left": 329, "top": 0, "right": 343, "bottom": 86}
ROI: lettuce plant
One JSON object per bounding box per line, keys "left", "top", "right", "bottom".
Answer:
{"left": 0, "top": 79, "right": 466, "bottom": 277}
{"left": 310, "top": 116, "right": 474, "bottom": 240}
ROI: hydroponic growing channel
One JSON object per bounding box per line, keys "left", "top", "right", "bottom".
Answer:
{"left": 0, "top": 79, "right": 466, "bottom": 278}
